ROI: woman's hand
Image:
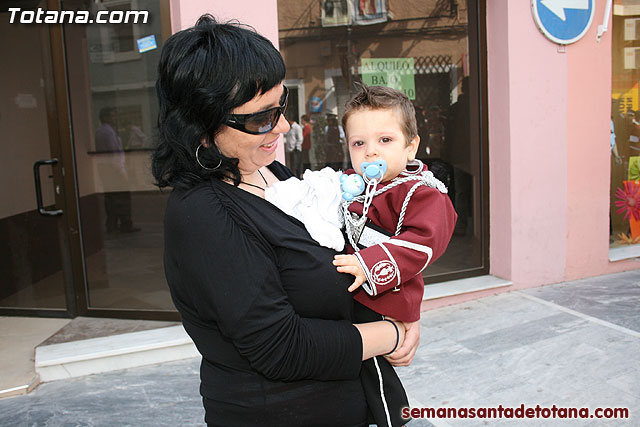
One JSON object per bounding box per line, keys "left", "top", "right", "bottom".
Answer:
{"left": 385, "top": 319, "right": 420, "bottom": 366}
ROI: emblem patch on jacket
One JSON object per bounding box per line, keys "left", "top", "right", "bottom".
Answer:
{"left": 371, "top": 260, "right": 397, "bottom": 286}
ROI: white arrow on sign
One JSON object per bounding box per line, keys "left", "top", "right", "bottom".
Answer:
{"left": 540, "top": 0, "right": 589, "bottom": 21}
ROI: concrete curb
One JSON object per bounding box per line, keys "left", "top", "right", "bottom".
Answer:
{"left": 35, "top": 325, "right": 198, "bottom": 382}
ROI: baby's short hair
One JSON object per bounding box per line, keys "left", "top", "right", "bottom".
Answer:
{"left": 342, "top": 84, "right": 418, "bottom": 145}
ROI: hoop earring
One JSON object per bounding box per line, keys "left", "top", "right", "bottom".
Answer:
{"left": 196, "top": 143, "right": 222, "bottom": 171}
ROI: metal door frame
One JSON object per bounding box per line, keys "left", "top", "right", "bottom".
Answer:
{"left": 0, "top": 0, "right": 78, "bottom": 318}
{"left": 56, "top": 0, "right": 178, "bottom": 321}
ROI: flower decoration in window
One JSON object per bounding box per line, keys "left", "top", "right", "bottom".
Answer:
{"left": 615, "top": 180, "right": 640, "bottom": 221}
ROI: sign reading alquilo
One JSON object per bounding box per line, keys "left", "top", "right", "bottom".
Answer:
{"left": 361, "top": 58, "right": 416, "bottom": 100}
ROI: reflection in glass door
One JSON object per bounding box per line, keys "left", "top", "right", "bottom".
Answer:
{"left": 0, "top": 4, "right": 70, "bottom": 312}
{"left": 63, "top": 0, "right": 175, "bottom": 315}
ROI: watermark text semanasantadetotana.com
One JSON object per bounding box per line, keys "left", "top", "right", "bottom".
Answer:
{"left": 7, "top": 7, "right": 148, "bottom": 24}
{"left": 402, "top": 404, "right": 630, "bottom": 420}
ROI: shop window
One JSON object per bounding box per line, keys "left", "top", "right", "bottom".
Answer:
{"left": 611, "top": 1, "right": 640, "bottom": 251}
{"left": 63, "top": 0, "right": 172, "bottom": 312}
{"left": 278, "top": 0, "right": 487, "bottom": 282}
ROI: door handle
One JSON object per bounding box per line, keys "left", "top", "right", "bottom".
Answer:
{"left": 33, "top": 158, "right": 63, "bottom": 216}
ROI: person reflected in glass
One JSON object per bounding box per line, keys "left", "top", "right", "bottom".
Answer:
{"left": 125, "top": 118, "right": 148, "bottom": 149}
{"left": 95, "top": 107, "right": 139, "bottom": 234}
{"left": 284, "top": 113, "right": 303, "bottom": 177}
{"left": 445, "top": 77, "right": 472, "bottom": 236}
{"left": 324, "top": 113, "right": 345, "bottom": 170}
{"left": 301, "top": 114, "right": 313, "bottom": 171}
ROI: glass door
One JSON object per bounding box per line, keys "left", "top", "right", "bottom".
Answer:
{"left": 62, "top": 0, "right": 177, "bottom": 319}
{"left": 0, "top": 2, "right": 73, "bottom": 315}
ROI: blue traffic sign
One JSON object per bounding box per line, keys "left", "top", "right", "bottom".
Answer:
{"left": 532, "top": 0, "right": 595, "bottom": 45}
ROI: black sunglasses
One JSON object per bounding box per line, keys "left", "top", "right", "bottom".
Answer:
{"left": 225, "top": 86, "right": 289, "bottom": 135}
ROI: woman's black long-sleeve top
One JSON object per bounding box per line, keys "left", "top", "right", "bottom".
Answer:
{"left": 163, "top": 162, "right": 367, "bottom": 426}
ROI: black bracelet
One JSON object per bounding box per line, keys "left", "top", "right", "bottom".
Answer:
{"left": 382, "top": 318, "right": 399, "bottom": 356}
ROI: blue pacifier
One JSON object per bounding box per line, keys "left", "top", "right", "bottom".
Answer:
{"left": 340, "top": 160, "right": 388, "bottom": 201}
{"left": 340, "top": 174, "right": 365, "bottom": 201}
{"left": 361, "top": 160, "right": 388, "bottom": 182}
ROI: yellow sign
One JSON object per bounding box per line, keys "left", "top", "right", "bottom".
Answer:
{"left": 613, "top": 83, "right": 639, "bottom": 114}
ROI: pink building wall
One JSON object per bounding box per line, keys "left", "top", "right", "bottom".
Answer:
{"left": 564, "top": 2, "right": 620, "bottom": 280}
{"left": 488, "top": 0, "right": 568, "bottom": 288}
{"left": 488, "top": 0, "right": 638, "bottom": 291}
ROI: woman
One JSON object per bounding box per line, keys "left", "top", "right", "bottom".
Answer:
{"left": 153, "top": 15, "right": 418, "bottom": 427}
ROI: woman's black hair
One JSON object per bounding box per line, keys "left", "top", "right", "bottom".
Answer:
{"left": 152, "top": 14, "right": 286, "bottom": 189}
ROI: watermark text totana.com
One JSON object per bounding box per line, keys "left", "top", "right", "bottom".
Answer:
{"left": 7, "top": 7, "right": 148, "bottom": 24}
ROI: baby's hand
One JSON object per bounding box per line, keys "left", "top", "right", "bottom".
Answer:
{"left": 333, "top": 254, "right": 366, "bottom": 292}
